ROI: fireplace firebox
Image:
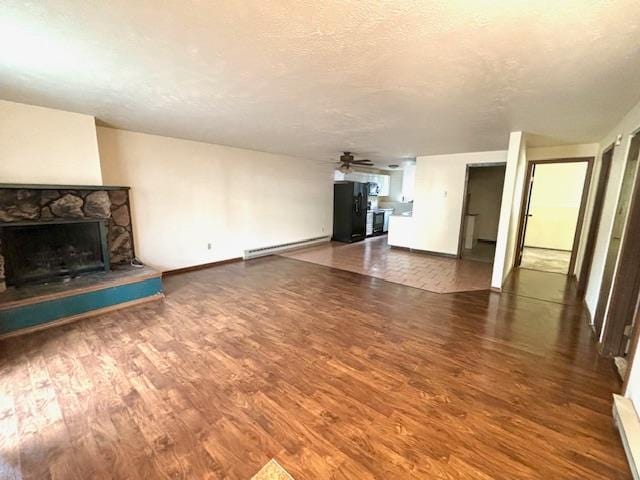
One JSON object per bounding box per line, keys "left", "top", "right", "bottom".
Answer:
{"left": 1, "top": 219, "right": 110, "bottom": 287}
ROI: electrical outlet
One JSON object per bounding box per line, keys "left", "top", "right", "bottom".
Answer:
{"left": 207, "top": 243, "right": 212, "bottom": 250}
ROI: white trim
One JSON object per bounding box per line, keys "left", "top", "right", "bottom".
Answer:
{"left": 613, "top": 394, "right": 640, "bottom": 480}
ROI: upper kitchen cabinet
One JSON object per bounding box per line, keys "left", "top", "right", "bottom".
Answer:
{"left": 333, "top": 170, "right": 391, "bottom": 196}
{"left": 374, "top": 174, "right": 390, "bottom": 196}
{"left": 401, "top": 163, "right": 416, "bottom": 202}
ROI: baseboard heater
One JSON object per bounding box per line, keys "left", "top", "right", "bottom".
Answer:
{"left": 613, "top": 394, "right": 640, "bottom": 480}
{"left": 243, "top": 236, "right": 330, "bottom": 260}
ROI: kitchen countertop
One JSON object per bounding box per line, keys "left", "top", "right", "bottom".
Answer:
{"left": 391, "top": 211, "right": 413, "bottom": 217}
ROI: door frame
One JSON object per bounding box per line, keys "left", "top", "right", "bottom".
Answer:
{"left": 457, "top": 162, "right": 507, "bottom": 258}
{"left": 623, "top": 302, "right": 640, "bottom": 391}
{"left": 513, "top": 157, "right": 594, "bottom": 276}
{"left": 577, "top": 146, "right": 615, "bottom": 296}
{"left": 600, "top": 132, "right": 640, "bottom": 357}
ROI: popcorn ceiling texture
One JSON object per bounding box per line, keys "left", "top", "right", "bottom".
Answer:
{"left": 1, "top": 0, "right": 640, "bottom": 163}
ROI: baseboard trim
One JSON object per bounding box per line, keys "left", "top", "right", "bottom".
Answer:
{"left": 0, "top": 293, "right": 164, "bottom": 340}
{"left": 409, "top": 248, "right": 458, "bottom": 259}
{"left": 583, "top": 299, "right": 593, "bottom": 324}
{"left": 388, "top": 245, "right": 459, "bottom": 259}
{"left": 163, "top": 257, "right": 243, "bottom": 276}
{"left": 613, "top": 394, "right": 640, "bottom": 480}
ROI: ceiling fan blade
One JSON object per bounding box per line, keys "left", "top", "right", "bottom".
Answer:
{"left": 352, "top": 159, "right": 373, "bottom": 164}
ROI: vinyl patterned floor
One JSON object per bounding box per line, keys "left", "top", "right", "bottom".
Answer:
{"left": 280, "top": 236, "right": 492, "bottom": 293}
{"left": 0, "top": 256, "right": 630, "bottom": 479}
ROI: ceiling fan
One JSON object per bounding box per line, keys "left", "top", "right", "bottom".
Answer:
{"left": 336, "top": 152, "right": 374, "bottom": 173}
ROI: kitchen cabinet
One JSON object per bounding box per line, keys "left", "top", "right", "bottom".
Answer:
{"left": 376, "top": 174, "right": 390, "bottom": 196}
{"left": 401, "top": 163, "right": 416, "bottom": 202}
{"left": 366, "top": 211, "right": 373, "bottom": 236}
{"left": 382, "top": 209, "right": 392, "bottom": 232}
{"left": 388, "top": 215, "right": 413, "bottom": 248}
{"left": 334, "top": 171, "right": 391, "bottom": 196}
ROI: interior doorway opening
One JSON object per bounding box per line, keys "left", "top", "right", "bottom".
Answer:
{"left": 595, "top": 132, "right": 640, "bottom": 357}
{"left": 458, "top": 163, "right": 506, "bottom": 264}
{"left": 515, "top": 158, "right": 593, "bottom": 276}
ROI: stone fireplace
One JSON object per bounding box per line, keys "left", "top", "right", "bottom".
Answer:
{"left": 0, "top": 184, "right": 135, "bottom": 291}
{"left": 2, "top": 220, "right": 110, "bottom": 287}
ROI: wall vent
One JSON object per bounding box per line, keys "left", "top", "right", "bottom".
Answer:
{"left": 243, "top": 236, "right": 330, "bottom": 260}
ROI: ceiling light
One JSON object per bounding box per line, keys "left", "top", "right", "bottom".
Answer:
{"left": 339, "top": 164, "right": 352, "bottom": 174}
{"left": 388, "top": 164, "right": 399, "bottom": 169}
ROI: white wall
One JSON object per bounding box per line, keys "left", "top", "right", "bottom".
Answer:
{"left": 98, "top": 127, "right": 333, "bottom": 271}
{"left": 411, "top": 150, "right": 507, "bottom": 255}
{"left": 492, "top": 132, "right": 526, "bottom": 289}
{"left": 0, "top": 100, "right": 102, "bottom": 185}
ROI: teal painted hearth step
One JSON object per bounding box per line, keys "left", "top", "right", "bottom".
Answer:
{"left": 0, "top": 266, "right": 163, "bottom": 338}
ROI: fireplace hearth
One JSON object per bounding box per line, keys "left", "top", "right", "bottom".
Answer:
{"left": 0, "top": 183, "right": 163, "bottom": 340}
{"left": 1, "top": 220, "right": 110, "bottom": 287}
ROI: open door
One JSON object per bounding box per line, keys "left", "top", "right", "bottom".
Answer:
{"left": 513, "top": 158, "right": 593, "bottom": 275}
{"left": 515, "top": 163, "right": 535, "bottom": 267}
{"left": 577, "top": 146, "right": 614, "bottom": 296}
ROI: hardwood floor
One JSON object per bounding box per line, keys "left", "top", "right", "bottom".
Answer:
{"left": 0, "top": 257, "right": 630, "bottom": 479}
{"left": 503, "top": 268, "right": 582, "bottom": 306}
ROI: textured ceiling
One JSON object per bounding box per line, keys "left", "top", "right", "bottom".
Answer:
{"left": 1, "top": 1, "right": 640, "bottom": 165}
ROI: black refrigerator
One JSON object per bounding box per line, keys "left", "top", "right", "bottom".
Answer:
{"left": 333, "top": 181, "right": 368, "bottom": 243}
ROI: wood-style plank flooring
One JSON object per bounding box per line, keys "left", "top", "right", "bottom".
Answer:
{"left": 0, "top": 256, "right": 630, "bottom": 479}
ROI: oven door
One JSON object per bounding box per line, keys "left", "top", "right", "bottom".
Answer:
{"left": 372, "top": 212, "right": 384, "bottom": 235}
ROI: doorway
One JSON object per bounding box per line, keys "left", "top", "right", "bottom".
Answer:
{"left": 595, "top": 133, "right": 640, "bottom": 349}
{"left": 515, "top": 158, "right": 593, "bottom": 275}
{"left": 458, "top": 163, "right": 506, "bottom": 263}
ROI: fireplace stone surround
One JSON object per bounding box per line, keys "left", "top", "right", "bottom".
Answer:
{"left": 0, "top": 184, "right": 135, "bottom": 291}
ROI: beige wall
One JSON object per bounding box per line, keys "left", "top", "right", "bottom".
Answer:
{"left": 524, "top": 162, "right": 587, "bottom": 251}
{"left": 527, "top": 144, "right": 599, "bottom": 162}
{"left": 412, "top": 150, "right": 508, "bottom": 255}
{"left": 98, "top": 127, "right": 333, "bottom": 271}
{"left": 0, "top": 100, "right": 102, "bottom": 185}
{"left": 466, "top": 166, "right": 505, "bottom": 241}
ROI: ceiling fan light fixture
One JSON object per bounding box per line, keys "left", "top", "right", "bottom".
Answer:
{"left": 339, "top": 164, "right": 352, "bottom": 174}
